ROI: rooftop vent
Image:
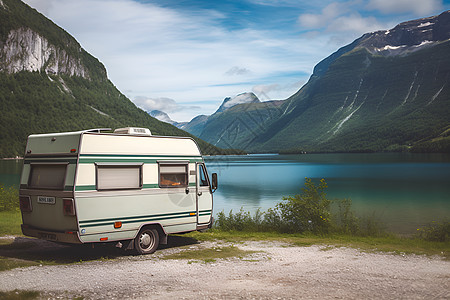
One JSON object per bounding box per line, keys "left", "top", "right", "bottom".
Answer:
{"left": 114, "top": 127, "right": 152, "bottom": 136}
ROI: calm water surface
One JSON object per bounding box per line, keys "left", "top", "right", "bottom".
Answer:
{"left": 204, "top": 153, "right": 450, "bottom": 234}
{"left": 1, "top": 153, "right": 449, "bottom": 234}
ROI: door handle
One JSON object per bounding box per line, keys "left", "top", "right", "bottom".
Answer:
{"left": 198, "top": 191, "right": 202, "bottom": 196}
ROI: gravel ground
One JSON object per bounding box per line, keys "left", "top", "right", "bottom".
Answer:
{"left": 0, "top": 237, "right": 449, "bottom": 299}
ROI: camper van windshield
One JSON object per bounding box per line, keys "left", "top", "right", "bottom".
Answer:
{"left": 29, "top": 164, "right": 67, "bottom": 190}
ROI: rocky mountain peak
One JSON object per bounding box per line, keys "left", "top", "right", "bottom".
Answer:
{"left": 357, "top": 10, "right": 450, "bottom": 56}
{"left": 313, "top": 10, "right": 450, "bottom": 77}
{"left": 215, "top": 92, "right": 261, "bottom": 113}
{"left": 0, "top": 27, "right": 90, "bottom": 78}
{"left": 149, "top": 110, "right": 174, "bottom": 124}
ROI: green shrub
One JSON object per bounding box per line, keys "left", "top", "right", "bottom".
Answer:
{"left": 277, "top": 178, "right": 331, "bottom": 234}
{"left": 213, "top": 178, "right": 387, "bottom": 237}
{"left": 0, "top": 185, "right": 19, "bottom": 212}
{"left": 332, "top": 198, "right": 359, "bottom": 235}
{"left": 215, "top": 208, "right": 257, "bottom": 231}
{"left": 358, "top": 212, "right": 386, "bottom": 237}
{"left": 416, "top": 221, "right": 450, "bottom": 242}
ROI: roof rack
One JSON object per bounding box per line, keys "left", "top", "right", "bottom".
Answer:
{"left": 83, "top": 128, "right": 112, "bottom": 133}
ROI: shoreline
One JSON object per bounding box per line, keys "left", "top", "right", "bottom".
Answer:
{"left": 0, "top": 157, "right": 23, "bottom": 160}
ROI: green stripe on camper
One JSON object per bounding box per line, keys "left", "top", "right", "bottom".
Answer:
{"left": 199, "top": 209, "right": 212, "bottom": 216}
{"left": 75, "top": 183, "right": 193, "bottom": 191}
{"left": 79, "top": 210, "right": 197, "bottom": 228}
{"left": 24, "top": 159, "right": 77, "bottom": 164}
{"left": 78, "top": 154, "right": 202, "bottom": 164}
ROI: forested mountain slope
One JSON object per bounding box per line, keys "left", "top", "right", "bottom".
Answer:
{"left": 195, "top": 11, "right": 450, "bottom": 153}
{"left": 0, "top": 0, "right": 228, "bottom": 157}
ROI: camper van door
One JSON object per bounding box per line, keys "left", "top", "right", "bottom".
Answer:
{"left": 196, "top": 163, "right": 213, "bottom": 225}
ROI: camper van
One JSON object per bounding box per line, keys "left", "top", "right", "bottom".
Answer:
{"left": 19, "top": 128, "right": 217, "bottom": 254}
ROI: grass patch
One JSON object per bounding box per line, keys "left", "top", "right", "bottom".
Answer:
{"left": 0, "top": 211, "right": 22, "bottom": 236}
{"left": 184, "top": 230, "right": 450, "bottom": 259}
{"left": 162, "top": 245, "right": 258, "bottom": 263}
{"left": 0, "top": 257, "right": 40, "bottom": 272}
{"left": 0, "top": 237, "right": 125, "bottom": 272}
{"left": 0, "top": 290, "right": 40, "bottom": 300}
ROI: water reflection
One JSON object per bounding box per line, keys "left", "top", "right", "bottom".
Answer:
{"left": 1, "top": 154, "right": 449, "bottom": 234}
{"left": 0, "top": 160, "right": 22, "bottom": 188}
{"left": 205, "top": 153, "right": 450, "bottom": 233}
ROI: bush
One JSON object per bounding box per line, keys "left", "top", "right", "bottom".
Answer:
{"left": 416, "top": 221, "right": 450, "bottom": 242}
{"left": 213, "top": 178, "right": 388, "bottom": 237}
{"left": 277, "top": 178, "right": 331, "bottom": 234}
{"left": 332, "top": 198, "right": 359, "bottom": 235}
{"left": 0, "top": 185, "right": 19, "bottom": 212}
{"left": 215, "top": 208, "right": 264, "bottom": 231}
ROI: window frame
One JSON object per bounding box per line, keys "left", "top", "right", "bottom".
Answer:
{"left": 158, "top": 161, "right": 189, "bottom": 188}
{"left": 28, "top": 162, "right": 68, "bottom": 190}
{"left": 198, "top": 163, "right": 210, "bottom": 187}
{"left": 95, "top": 163, "right": 143, "bottom": 191}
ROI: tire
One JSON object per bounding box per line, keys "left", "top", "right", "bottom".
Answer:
{"left": 134, "top": 228, "right": 159, "bottom": 255}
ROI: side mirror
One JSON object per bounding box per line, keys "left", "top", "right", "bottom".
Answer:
{"left": 211, "top": 173, "right": 218, "bottom": 192}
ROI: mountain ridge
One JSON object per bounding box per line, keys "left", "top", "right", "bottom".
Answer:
{"left": 189, "top": 10, "right": 450, "bottom": 153}
{"left": 0, "top": 0, "right": 236, "bottom": 157}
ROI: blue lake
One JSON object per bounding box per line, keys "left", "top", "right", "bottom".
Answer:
{"left": 204, "top": 153, "right": 450, "bottom": 234}
{"left": 1, "top": 153, "right": 449, "bottom": 234}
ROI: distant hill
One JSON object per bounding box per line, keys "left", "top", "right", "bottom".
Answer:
{"left": 0, "top": 0, "right": 235, "bottom": 157}
{"left": 215, "top": 92, "right": 261, "bottom": 114}
{"left": 193, "top": 11, "right": 450, "bottom": 153}
{"left": 174, "top": 92, "right": 281, "bottom": 146}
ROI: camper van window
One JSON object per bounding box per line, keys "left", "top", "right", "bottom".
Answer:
{"left": 199, "top": 164, "right": 209, "bottom": 186}
{"left": 29, "top": 164, "right": 67, "bottom": 190}
{"left": 96, "top": 165, "right": 142, "bottom": 190}
{"left": 159, "top": 164, "right": 188, "bottom": 188}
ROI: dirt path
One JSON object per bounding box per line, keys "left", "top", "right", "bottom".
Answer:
{"left": 0, "top": 237, "right": 449, "bottom": 299}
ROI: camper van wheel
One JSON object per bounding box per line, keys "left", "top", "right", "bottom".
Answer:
{"left": 135, "top": 228, "right": 159, "bottom": 254}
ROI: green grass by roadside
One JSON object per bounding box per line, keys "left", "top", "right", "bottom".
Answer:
{"left": 0, "top": 290, "right": 40, "bottom": 300}
{"left": 0, "top": 211, "right": 22, "bottom": 236}
{"left": 162, "top": 245, "right": 258, "bottom": 264}
{"left": 183, "top": 230, "right": 450, "bottom": 259}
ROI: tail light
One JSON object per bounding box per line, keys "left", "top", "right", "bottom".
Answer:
{"left": 19, "top": 196, "right": 32, "bottom": 212}
{"left": 63, "top": 198, "right": 76, "bottom": 216}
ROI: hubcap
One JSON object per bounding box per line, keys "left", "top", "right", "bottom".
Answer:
{"left": 140, "top": 232, "right": 153, "bottom": 249}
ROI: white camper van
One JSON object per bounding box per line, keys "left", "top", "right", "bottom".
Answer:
{"left": 19, "top": 128, "right": 217, "bottom": 254}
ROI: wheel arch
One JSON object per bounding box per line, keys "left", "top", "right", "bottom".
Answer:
{"left": 133, "top": 222, "right": 168, "bottom": 245}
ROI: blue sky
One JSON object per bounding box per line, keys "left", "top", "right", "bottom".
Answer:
{"left": 24, "top": 0, "right": 450, "bottom": 121}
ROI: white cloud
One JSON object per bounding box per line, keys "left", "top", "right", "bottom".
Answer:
{"left": 298, "top": 1, "right": 385, "bottom": 36}
{"left": 298, "top": 2, "right": 351, "bottom": 29}
{"left": 23, "top": 0, "right": 446, "bottom": 122}
{"left": 329, "top": 13, "right": 383, "bottom": 33}
{"left": 20, "top": 0, "right": 351, "bottom": 121}
{"left": 225, "top": 66, "right": 252, "bottom": 76}
{"left": 22, "top": 0, "right": 56, "bottom": 14}
{"left": 367, "top": 0, "right": 442, "bottom": 16}
{"left": 133, "top": 96, "right": 204, "bottom": 122}
{"left": 252, "top": 80, "right": 305, "bottom": 101}
{"left": 133, "top": 96, "right": 181, "bottom": 113}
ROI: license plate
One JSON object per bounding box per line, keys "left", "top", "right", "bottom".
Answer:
{"left": 38, "top": 232, "right": 57, "bottom": 240}
{"left": 38, "top": 196, "right": 56, "bottom": 204}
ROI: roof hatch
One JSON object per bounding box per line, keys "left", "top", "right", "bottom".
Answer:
{"left": 114, "top": 127, "right": 152, "bottom": 136}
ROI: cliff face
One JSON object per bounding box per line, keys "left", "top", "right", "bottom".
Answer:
{"left": 0, "top": 27, "right": 89, "bottom": 78}
{"left": 0, "top": 0, "right": 225, "bottom": 157}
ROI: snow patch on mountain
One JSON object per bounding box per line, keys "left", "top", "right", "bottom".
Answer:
{"left": 149, "top": 110, "right": 175, "bottom": 124}
{"left": 216, "top": 92, "right": 260, "bottom": 113}
{"left": 418, "top": 22, "right": 434, "bottom": 28}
